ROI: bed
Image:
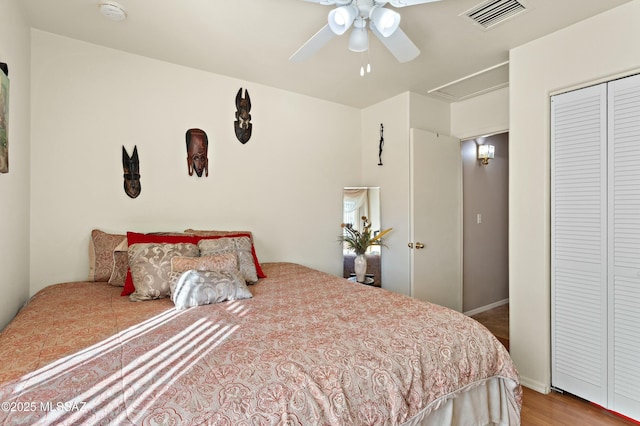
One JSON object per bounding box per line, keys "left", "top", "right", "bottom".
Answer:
{"left": 0, "top": 232, "right": 521, "bottom": 425}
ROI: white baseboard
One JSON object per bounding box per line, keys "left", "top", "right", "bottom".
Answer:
{"left": 463, "top": 298, "right": 509, "bottom": 317}
{"left": 519, "top": 376, "right": 551, "bottom": 394}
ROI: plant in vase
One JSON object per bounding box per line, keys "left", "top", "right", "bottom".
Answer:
{"left": 339, "top": 216, "right": 392, "bottom": 283}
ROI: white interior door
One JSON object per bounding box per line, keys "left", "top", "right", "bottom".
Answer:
{"left": 409, "top": 128, "right": 462, "bottom": 311}
{"left": 608, "top": 73, "right": 640, "bottom": 419}
{"left": 551, "top": 83, "right": 608, "bottom": 407}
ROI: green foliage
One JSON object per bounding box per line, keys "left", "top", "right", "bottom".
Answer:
{"left": 339, "top": 216, "right": 392, "bottom": 255}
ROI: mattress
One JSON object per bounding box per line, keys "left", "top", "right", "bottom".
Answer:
{"left": 0, "top": 262, "right": 521, "bottom": 425}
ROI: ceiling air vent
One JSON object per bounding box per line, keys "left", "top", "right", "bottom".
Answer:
{"left": 462, "top": 0, "right": 529, "bottom": 30}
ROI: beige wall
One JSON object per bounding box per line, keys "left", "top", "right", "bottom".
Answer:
{"left": 361, "top": 93, "right": 411, "bottom": 295}
{"left": 461, "top": 133, "right": 509, "bottom": 313}
{"left": 0, "top": 0, "right": 31, "bottom": 329}
{"left": 409, "top": 92, "right": 451, "bottom": 133}
{"left": 509, "top": 0, "right": 640, "bottom": 392}
{"left": 29, "top": 31, "right": 362, "bottom": 295}
{"left": 451, "top": 87, "right": 509, "bottom": 140}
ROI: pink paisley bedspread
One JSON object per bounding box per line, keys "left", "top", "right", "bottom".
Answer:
{"left": 0, "top": 262, "right": 521, "bottom": 425}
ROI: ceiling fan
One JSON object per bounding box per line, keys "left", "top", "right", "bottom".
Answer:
{"left": 290, "top": 0, "right": 442, "bottom": 64}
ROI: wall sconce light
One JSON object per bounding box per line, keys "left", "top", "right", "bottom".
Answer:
{"left": 478, "top": 144, "right": 495, "bottom": 165}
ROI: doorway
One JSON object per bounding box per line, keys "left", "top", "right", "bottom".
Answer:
{"left": 461, "top": 132, "right": 509, "bottom": 344}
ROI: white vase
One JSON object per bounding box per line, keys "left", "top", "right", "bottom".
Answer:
{"left": 354, "top": 254, "right": 367, "bottom": 283}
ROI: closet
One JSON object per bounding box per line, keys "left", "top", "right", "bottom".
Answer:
{"left": 551, "top": 73, "right": 640, "bottom": 421}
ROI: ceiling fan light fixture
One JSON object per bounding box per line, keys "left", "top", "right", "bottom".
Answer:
{"left": 348, "top": 19, "right": 369, "bottom": 52}
{"left": 328, "top": 5, "right": 358, "bottom": 35}
{"left": 370, "top": 7, "right": 400, "bottom": 37}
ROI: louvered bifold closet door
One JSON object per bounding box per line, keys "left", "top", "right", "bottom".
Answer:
{"left": 551, "top": 83, "right": 608, "bottom": 406}
{"left": 608, "top": 73, "right": 640, "bottom": 420}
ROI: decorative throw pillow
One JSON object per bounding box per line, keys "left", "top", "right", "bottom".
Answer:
{"left": 108, "top": 250, "right": 129, "bottom": 286}
{"left": 169, "top": 253, "right": 238, "bottom": 295}
{"left": 121, "top": 232, "right": 199, "bottom": 296}
{"left": 128, "top": 242, "right": 199, "bottom": 301}
{"left": 184, "top": 229, "right": 253, "bottom": 239}
{"left": 198, "top": 237, "right": 258, "bottom": 284}
{"left": 171, "top": 253, "right": 238, "bottom": 274}
{"left": 171, "top": 269, "right": 252, "bottom": 310}
{"left": 186, "top": 230, "right": 266, "bottom": 278}
{"left": 88, "top": 229, "right": 127, "bottom": 282}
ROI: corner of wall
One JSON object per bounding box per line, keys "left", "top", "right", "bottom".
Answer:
{"left": 0, "top": 0, "right": 32, "bottom": 329}
{"left": 450, "top": 87, "right": 509, "bottom": 140}
{"left": 408, "top": 91, "right": 451, "bottom": 135}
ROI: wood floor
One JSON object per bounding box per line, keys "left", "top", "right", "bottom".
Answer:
{"left": 520, "top": 387, "right": 638, "bottom": 425}
{"left": 471, "top": 303, "right": 509, "bottom": 350}
{"left": 471, "top": 305, "right": 639, "bottom": 425}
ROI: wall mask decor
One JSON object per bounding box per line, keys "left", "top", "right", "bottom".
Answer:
{"left": 186, "top": 128, "right": 208, "bottom": 177}
{"left": 0, "top": 63, "right": 9, "bottom": 174}
{"left": 122, "top": 146, "right": 141, "bottom": 198}
{"left": 234, "top": 88, "right": 252, "bottom": 144}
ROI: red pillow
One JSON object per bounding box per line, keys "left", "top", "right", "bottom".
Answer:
{"left": 121, "top": 269, "right": 135, "bottom": 296}
{"left": 193, "top": 233, "right": 266, "bottom": 279}
{"left": 121, "top": 232, "right": 198, "bottom": 296}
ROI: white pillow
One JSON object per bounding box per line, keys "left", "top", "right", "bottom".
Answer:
{"left": 171, "top": 269, "right": 253, "bottom": 310}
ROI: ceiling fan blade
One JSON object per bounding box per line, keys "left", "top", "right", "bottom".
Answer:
{"left": 387, "top": 0, "right": 441, "bottom": 7}
{"left": 289, "top": 24, "right": 336, "bottom": 62}
{"left": 371, "top": 25, "right": 420, "bottom": 63}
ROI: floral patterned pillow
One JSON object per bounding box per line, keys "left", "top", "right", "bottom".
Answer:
{"left": 197, "top": 237, "right": 258, "bottom": 284}
{"left": 108, "top": 250, "right": 129, "bottom": 286}
{"left": 88, "top": 229, "right": 126, "bottom": 282}
{"left": 171, "top": 269, "right": 252, "bottom": 310}
{"left": 128, "top": 242, "right": 199, "bottom": 301}
{"left": 169, "top": 253, "right": 238, "bottom": 295}
{"left": 170, "top": 253, "right": 238, "bottom": 274}
{"left": 183, "top": 229, "right": 253, "bottom": 240}
{"left": 184, "top": 230, "right": 266, "bottom": 279}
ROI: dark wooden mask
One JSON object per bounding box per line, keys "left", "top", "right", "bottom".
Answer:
{"left": 234, "top": 88, "right": 252, "bottom": 144}
{"left": 122, "top": 146, "right": 141, "bottom": 198}
{"left": 185, "top": 128, "right": 209, "bottom": 177}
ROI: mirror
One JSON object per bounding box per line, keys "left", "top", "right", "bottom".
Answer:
{"left": 342, "top": 187, "right": 382, "bottom": 287}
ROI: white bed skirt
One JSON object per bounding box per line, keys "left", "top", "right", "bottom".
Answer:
{"left": 404, "top": 377, "right": 521, "bottom": 426}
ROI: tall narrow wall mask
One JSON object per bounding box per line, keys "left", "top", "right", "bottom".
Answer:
{"left": 122, "top": 146, "right": 141, "bottom": 198}
{"left": 234, "top": 88, "right": 252, "bottom": 144}
{"left": 186, "top": 128, "right": 209, "bottom": 177}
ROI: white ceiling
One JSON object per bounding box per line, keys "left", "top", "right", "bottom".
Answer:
{"left": 20, "top": 0, "right": 631, "bottom": 108}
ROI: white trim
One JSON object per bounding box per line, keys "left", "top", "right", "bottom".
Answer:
{"left": 549, "top": 68, "right": 640, "bottom": 97}
{"left": 428, "top": 61, "right": 509, "bottom": 94}
{"left": 463, "top": 298, "right": 509, "bottom": 317}
{"left": 520, "top": 377, "right": 551, "bottom": 394}
{"left": 460, "top": 129, "right": 508, "bottom": 143}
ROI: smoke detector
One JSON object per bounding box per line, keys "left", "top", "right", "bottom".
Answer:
{"left": 99, "top": 1, "right": 127, "bottom": 21}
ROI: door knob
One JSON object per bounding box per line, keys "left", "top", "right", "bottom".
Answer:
{"left": 408, "top": 243, "right": 414, "bottom": 249}
{"left": 415, "top": 242, "right": 425, "bottom": 249}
